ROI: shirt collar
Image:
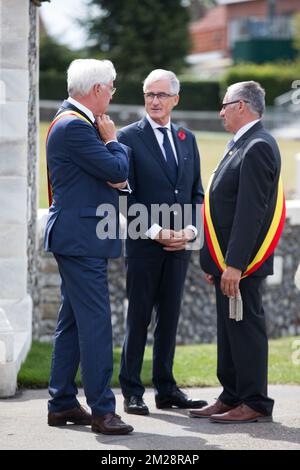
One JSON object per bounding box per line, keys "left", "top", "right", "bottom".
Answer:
{"left": 146, "top": 114, "right": 171, "bottom": 131}
{"left": 234, "top": 119, "right": 260, "bottom": 142}
{"left": 67, "top": 97, "right": 95, "bottom": 123}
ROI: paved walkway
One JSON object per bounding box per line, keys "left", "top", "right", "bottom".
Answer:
{"left": 0, "top": 386, "right": 299, "bottom": 450}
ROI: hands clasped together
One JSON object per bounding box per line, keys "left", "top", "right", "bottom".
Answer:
{"left": 155, "top": 228, "right": 195, "bottom": 252}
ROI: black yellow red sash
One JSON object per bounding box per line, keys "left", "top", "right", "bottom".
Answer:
{"left": 46, "top": 110, "right": 92, "bottom": 206}
{"left": 203, "top": 175, "right": 286, "bottom": 278}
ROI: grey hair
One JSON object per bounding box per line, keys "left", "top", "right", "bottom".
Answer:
{"left": 227, "top": 81, "right": 265, "bottom": 117}
{"left": 143, "top": 69, "right": 180, "bottom": 95}
{"left": 67, "top": 59, "right": 116, "bottom": 97}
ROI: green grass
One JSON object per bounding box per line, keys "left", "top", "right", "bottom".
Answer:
{"left": 18, "top": 336, "right": 300, "bottom": 389}
{"left": 39, "top": 122, "right": 300, "bottom": 208}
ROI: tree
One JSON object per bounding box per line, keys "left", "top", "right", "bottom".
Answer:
{"left": 40, "top": 35, "right": 77, "bottom": 72}
{"left": 86, "top": 0, "right": 190, "bottom": 79}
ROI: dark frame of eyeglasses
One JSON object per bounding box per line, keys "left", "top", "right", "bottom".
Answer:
{"left": 221, "top": 99, "right": 250, "bottom": 109}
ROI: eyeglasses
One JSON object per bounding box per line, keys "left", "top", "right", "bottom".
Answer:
{"left": 144, "top": 92, "right": 176, "bottom": 101}
{"left": 101, "top": 85, "right": 116, "bottom": 96}
{"left": 109, "top": 87, "right": 116, "bottom": 96}
{"left": 221, "top": 99, "right": 249, "bottom": 110}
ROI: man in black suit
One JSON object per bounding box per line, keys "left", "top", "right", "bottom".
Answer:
{"left": 118, "top": 69, "right": 207, "bottom": 415}
{"left": 190, "top": 81, "right": 285, "bottom": 423}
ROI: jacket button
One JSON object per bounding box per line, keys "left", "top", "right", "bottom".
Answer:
{"left": 174, "top": 189, "right": 179, "bottom": 194}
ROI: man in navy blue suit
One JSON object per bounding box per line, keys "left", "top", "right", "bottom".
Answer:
{"left": 44, "top": 59, "right": 133, "bottom": 435}
{"left": 118, "top": 69, "right": 207, "bottom": 415}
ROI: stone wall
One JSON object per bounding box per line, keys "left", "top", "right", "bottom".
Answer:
{"left": 35, "top": 206, "right": 300, "bottom": 345}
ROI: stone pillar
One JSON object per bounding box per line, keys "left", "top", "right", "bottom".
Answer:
{"left": 295, "top": 264, "right": 300, "bottom": 291}
{"left": 296, "top": 154, "right": 300, "bottom": 200}
{"left": 0, "top": 0, "right": 35, "bottom": 396}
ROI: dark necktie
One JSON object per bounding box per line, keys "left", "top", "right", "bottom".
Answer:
{"left": 157, "top": 127, "right": 178, "bottom": 183}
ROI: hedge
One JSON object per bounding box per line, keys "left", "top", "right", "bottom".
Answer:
{"left": 40, "top": 62, "right": 300, "bottom": 109}
{"left": 40, "top": 71, "right": 67, "bottom": 101}
{"left": 40, "top": 71, "right": 221, "bottom": 111}
{"left": 222, "top": 62, "right": 300, "bottom": 105}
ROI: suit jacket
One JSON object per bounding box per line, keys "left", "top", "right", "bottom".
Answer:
{"left": 44, "top": 100, "right": 129, "bottom": 258}
{"left": 200, "top": 121, "right": 282, "bottom": 277}
{"left": 118, "top": 117, "right": 204, "bottom": 258}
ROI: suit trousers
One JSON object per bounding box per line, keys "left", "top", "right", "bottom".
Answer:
{"left": 48, "top": 255, "right": 116, "bottom": 417}
{"left": 214, "top": 276, "right": 274, "bottom": 416}
{"left": 119, "top": 254, "right": 190, "bottom": 397}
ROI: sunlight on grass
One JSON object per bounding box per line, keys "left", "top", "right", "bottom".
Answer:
{"left": 39, "top": 122, "right": 300, "bottom": 208}
{"left": 18, "top": 337, "right": 300, "bottom": 389}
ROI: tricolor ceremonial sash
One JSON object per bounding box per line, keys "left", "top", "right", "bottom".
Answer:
{"left": 46, "top": 110, "right": 93, "bottom": 206}
{"left": 203, "top": 175, "right": 286, "bottom": 278}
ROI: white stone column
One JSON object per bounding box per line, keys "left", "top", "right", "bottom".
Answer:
{"left": 295, "top": 264, "right": 300, "bottom": 291}
{"left": 0, "top": 0, "right": 33, "bottom": 397}
{"left": 296, "top": 154, "right": 300, "bottom": 200}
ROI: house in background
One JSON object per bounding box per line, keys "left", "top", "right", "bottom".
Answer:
{"left": 188, "top": 0, "right": 300, "bottom": 76}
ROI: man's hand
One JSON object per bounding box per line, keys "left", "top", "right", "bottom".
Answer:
{"left": 204, "top": 273, "right": 214, "bottom": 285}
{"left": 95, "top": 114, "right": 117, "bottom": 143}
{"left": 155, "top": 229, "right": 192, "bottom": 251}
{"left": 107, "top": 181, "right": 127, "bottom": 189}
{"left": 220, "top": 266, "right": 242, "bottom": 298}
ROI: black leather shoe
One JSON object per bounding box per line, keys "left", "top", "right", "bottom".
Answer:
{"left": 155, "top": 389, "right": 208, "bottom": 409}
{"left": 124, "top": 396, "right": 149, "bottom": 415}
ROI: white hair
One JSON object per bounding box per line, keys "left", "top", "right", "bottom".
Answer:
{"left": 227, "top": 81, "right": 265, "bottom": 117}
{"left": 67, "top": 59, "right": 116, "bottom": 97}
{"left": 143, "top": 69, "right": 180, "bottom": 95}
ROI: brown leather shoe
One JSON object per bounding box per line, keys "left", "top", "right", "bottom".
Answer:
{"left": 209, "top": 404, "right": 273, "bottom": 424}
{"left": 48, "top": 405, "right": 92, "bottom": 426}
{"left": 189, "top": 399, "right": 235, "bottom": 418}
{"left": 91, "top": 412, "right": 134, "bottom": 435}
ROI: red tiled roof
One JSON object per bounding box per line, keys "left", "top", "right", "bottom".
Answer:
{"left": 190, "top": 6, "right": 227, "bottom": 33}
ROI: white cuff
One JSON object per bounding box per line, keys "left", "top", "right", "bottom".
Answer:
{"left": 119, "top": 181, "right": 133, "bottom": 194}
{"left": 105, "top": 140, "right": 118, "bottom": 145}
{"left": 145, "top": 223, "right": 162, "bottom": 240}
{"left": 185, "top": 225, "right": 198, "bottom": 240}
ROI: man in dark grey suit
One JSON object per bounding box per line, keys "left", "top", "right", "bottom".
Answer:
{"left": 118, "top": 69, "right": 207, "bottom": 415}
{"left": 190, "top": 81, "right": 285, "bottom": 423}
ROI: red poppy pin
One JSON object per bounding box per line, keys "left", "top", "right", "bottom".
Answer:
{"left": 177, "top": 129, "right": 186, "bottom": 141}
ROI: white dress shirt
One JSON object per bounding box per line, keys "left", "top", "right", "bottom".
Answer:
{"left": 233, "top": 119, "right": 260, "bottom": 142}
{"left": 146, "top": 114, "right": 178, "bottom": 164}
{"left": 67, "top": 96, "right": 95, "bottom": 123}
{"left": 144, "top": 114, "right": 197, "bottom": 241}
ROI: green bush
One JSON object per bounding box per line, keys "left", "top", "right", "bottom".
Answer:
{"left": 40, "top": 71, "right": 67, "bottom": 101}
{"left": 40, "top": 72, "right": 221, "bottom": 111}
{"left": 178, "top": 80, "right": 220, "bottom": 111}
{"left": 222, "top": 62, "right": 300, "bottom": 105}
